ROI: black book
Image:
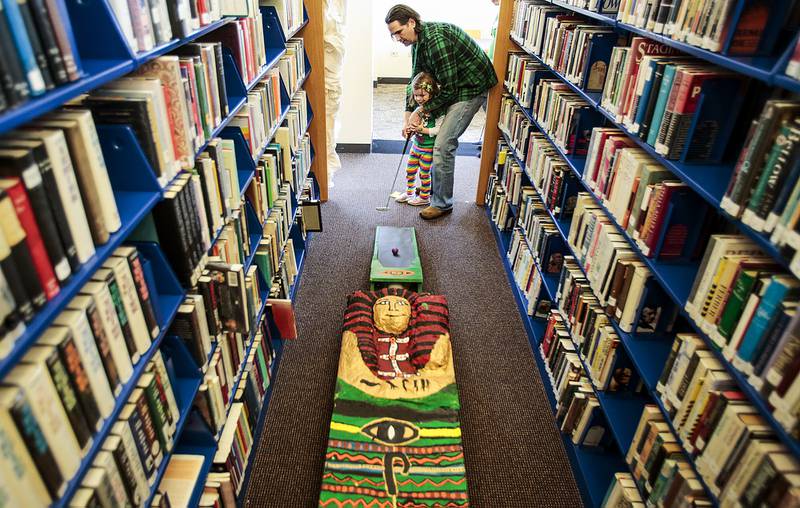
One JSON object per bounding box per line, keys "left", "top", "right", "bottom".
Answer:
{"left": 84, "top": 95, "right": 160, "bottom": 175}
{"left": 91, "top": 268, "right": 139, "bottom": 361}
{"left": 102, "top": 435, "right": 142, "bottom": 506}
{"left": 0, "top": 137, "right": 80, "bottom": 271}
{"left": 181, "top": 173, "right": 205, "bottom": 267}
{"left": 16, "top": 0, "right": 54, "bottom": 90}
{"left": 169, "top": 302, "right": 205, "bottom": 366}
{"left": 26, "top": 345, "right": 93, "bottom": 453}
{"left": 166, "top": 0, "right": 192, "bottom": 38}
{"left": 0, "top": 191, "right": 45, "bottom": 310}
{"left": 153, "top": 186, "right": 194, "bottom": 286}
{"left": 0, "top": 1, "right": 30, "bottom": 105}
{"left": 115, "top": 247, "right": 160, "bottom": 338}
{"left": 39, "top": 326, "right": 103, "bottom": 431}
{"left": 638, "top": 61, "right": 667, "bottom": 139}
{"left": 211, "top": 42, "right": 229, "bottom": 117}
{"left": 197, "top": 274, "right": 220, "bottom": 336}
{"left": 1, "top": 385, "right": 64, "bottom": 498}
{"left": 26, "top": 0, "right": 68, "bottom": 85}
{"left": 0, "top": 147, "right": 71, "bottom": 281}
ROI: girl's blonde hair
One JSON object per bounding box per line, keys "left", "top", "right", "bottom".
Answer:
{"left": 408, "top": 72, "right": 440, "bottom": 108}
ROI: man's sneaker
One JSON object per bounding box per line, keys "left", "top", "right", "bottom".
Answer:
{"left": 408, "top": 196, "right": 430, "bottom": 206}
{"left": 420, "top": 206, "right": 453, "bottom": 220}
{"left": 395, "top": 193, "right": 413, "bottom": 203}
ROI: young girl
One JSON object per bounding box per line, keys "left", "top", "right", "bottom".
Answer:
{"left": 396, "top": 72, "right": 446, "bottom": 206}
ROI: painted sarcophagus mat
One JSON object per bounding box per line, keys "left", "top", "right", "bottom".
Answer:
{"left": 319, "top": 288, "right": 469, "bottom": 508}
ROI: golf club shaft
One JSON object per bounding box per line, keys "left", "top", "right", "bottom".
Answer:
{"left": 379, "top": 133, "right": 413, "bottom": 210}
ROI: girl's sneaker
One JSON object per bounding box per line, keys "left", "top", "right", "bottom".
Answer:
{"left": 408, "top": 196, "right": 430, "bottom": 206}
{"left": 395, "top": 193, "right": 413, "bottom": 203}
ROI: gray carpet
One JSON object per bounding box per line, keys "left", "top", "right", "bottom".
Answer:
{"left": 243, "top": 153, "right": 583, "bottom": 507}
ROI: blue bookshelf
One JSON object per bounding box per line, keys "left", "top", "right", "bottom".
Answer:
{"left": 536, "top": 0, "right": 800, "bottom": 91}
{"left": 0, "top": 0, "right": 321, "bottom": 506}
{"left": 493, "top": 0, "right": 800, "bottom": 498}
{"left": 498, "top": 45, "right": 800, "bottom": 460}
{"left": 486, "top": 207, "right": 624, "bottom": 507}
{"left": 51, "top": 243, "right": 186, "bottom": 508}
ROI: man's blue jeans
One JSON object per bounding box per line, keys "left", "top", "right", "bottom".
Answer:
{"left": 431, "top": 92, "right": 489, "bottom": 211}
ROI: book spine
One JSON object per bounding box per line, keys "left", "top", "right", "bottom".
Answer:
{"left": 42, "top": 0, "right": 81, "bottom": 80}
{"left": 41, "top": 347, "right": 93, "bottom": 452}
{"left": 212, "top": 42, "right": 229, "bottom": 117}
{"left": 5, "top": 0, "right": 49, "bottom": 94}
{"left": 83, "top": 298, "right": 122, "bottom": 395}
{"left": 122, "top": 249, "right": 160, "bottom": 338}
{"left": 27, "top": 0, "right": 67, "bottom": 84}
{"left": 104, "top": 273, "right": 139, "bottom": 360}
{"left": 56, "top": 334, "right": 102, "bottom": 431}
{"left": 0, "top": 0, "right": 31, "bottom": 104}
{"left": 14, "top": 154, "right": 71, "bottom": 281}
{"left": 0, "top": 194, "right": 46, "bottom": 310}
{"left": 6, "top": 178, "right": 60, "bottom": 301}
{"left": 7, "top": 390, "right": 64, "bottom": 499}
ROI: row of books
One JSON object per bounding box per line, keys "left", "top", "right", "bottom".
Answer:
{"left": 279, "top": 38, "right": 307, "bottom": 96}
{"left": 71, "top": 350, "right": 184, "bottom": 508}
{"left": 685, "top": 234, "right": 800, "bottom": 437}
{"left": 622, "top": 407, "right": 711, "bottom": 507}
{"left": 509, "top": 228, "right": 551, "bottom": 318}
{"left": 0, "top": 0, "right": 82, "bottom": 110}
{"left": 486, "top": 173, "right": 514, "bottom": 232}
{"left": 601, "top": 38, "right": 745, "bottom": 162}
{"left": 200, "top": 11, "right": 269, "bottom": 87}
{"left": 0, "top": 108, "right": 123, "bottom": 344}
{"left": 90, "top": 45, "right": 232, "bottom": 182}
{"left": 616, "top": 0, "right": 778, "bottom": 56}
{"left": 0, "top": 244, "right": 166, "bottom": 506}
{"left": 198, "top": 323, "right": 273, "bottom": 438}
{"left": 539, "top": 319, "right": 610, "bottom": 448}
{"left": 511, "top": 3, "right": 616, "bottom": 94}
{"left": 551, "top": 0, "right": 620, "bottom": 15}
{"left": 722, "top": 99, "right": 800, "bottom": 261}
{"left": 263, "top": 0, "right": 305, "bottom": 38}
{"left": 199, "top": 471, "right": 239, "bottom": 508}
{"left": 567, "top": 195, "right": 675, "bottom": 334}
{"left": 108, "top": 0, "right": 224, "bottom": 54}
{"left": 584, "top": 127, "right": 704, "bottom": 259}
{"left": 549, "top": 301, "right": 631, "bottom": 394}
{"left": 654, "top": 332, "right": 800, "bottom": 503}
{"left": 233, "top": 67, "right": 283, "bottom": 157}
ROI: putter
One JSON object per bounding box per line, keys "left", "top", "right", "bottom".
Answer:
{"left": 376, "top": 133, "right": 413, "bottom": 212}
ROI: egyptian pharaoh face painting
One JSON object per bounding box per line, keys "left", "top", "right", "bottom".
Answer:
{"left": 320, "top": 288, "right": 469, "bottom": 508}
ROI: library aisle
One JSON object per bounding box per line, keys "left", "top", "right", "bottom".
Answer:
{"left": 243, "top": 153, "right": 582, "bottom": 506}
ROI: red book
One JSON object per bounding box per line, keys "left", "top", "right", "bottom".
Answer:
{"left": 0, "top": 177, "right": 59, "bottom": 299}
{"left": 268, "top": 298, "right": 297, "bottom": 340}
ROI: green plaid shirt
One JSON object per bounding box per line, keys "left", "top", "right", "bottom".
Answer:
{"left": 406, "top": 22, "right": 497, "bottom": 118}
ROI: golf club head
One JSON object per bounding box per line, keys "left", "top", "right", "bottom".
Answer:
{"left": 376, "top": 206, "right": 391, "bottom": 212}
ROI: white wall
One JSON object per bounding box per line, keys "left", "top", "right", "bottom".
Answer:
{"left": 372, "top": 0, "right": 499, "bottom": 79}
{"left": 336, "top": 0, "right": 373, "bottom": 145}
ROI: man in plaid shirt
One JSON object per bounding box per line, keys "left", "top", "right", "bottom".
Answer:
{"left": 386, "top": 4, "right": 497, "bottom": 220}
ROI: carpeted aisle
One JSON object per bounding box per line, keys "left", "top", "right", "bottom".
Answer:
{"left": 243, "top": 153, "right": 583, "bottom": 507}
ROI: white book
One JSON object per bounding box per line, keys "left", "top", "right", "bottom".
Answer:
{"left": 10, "top": 129, "right": 95, "bottom": 262}
{"left": 98, "top": 260, "right": 151, "bottom": 356}
{"left": 92, "top": 450, "right": 130, "bottom": 507}
{"left": 111, "top": 420, "right": 155, "bottom": 487}
{"left": 102, "top": 434, "right": 150, "bottom": 506}
{"left": 101, "top": 78, "right": 178, "bottom": 182}
{"left": 44, "top": 109, "right": 121, "bottom": 236}
{"left": 151, "top": 351, "right": 181, "bottom": 430}
{"left": 4, "top": 363, "right": 82, "bottom": 481}
{"left": 0, "top": 386, "right": 52, "bottom": 505}
{"left": 51, "top": 311, "right": 116, "bottom": 418}
{"left": 70, "top": 292, "right": 134, "bottom": 383}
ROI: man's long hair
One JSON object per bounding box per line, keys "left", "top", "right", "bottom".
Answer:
{"left": 385, "top": 4, "right": 422, "bottom": 34}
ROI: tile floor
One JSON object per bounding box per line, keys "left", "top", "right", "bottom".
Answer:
{"left": 371, "top": 83, "right": 486, "bottom": 143}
